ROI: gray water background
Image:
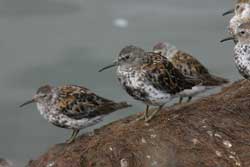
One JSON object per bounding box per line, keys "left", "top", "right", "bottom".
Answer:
{"left": 0, "top": 0, "right": 240, "bottom": 166}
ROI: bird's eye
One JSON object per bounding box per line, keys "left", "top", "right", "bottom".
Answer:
{"left": 125, "top": 55, "right": 129, "bottom": 59}
{"left": 40, "top": 94, "right": 46, "bottom": 98}
{"left": 155, "top": 51, "right": 162, "bottom": 55}
{"left": 236, "top": 5, "right": 240, "bottom": 10}
{"left": 240, "top": 31, "right": 246, "bottom": 35}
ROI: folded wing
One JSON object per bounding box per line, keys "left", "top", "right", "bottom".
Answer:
{"left": 142, "top": 52, "right": 200, "bottom": 95}
{"left": 55, "top": 85, "right": 130, "bottom": 120}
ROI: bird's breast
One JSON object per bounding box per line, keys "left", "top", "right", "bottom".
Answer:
{"left": 116, "top": 66, "right": 172, "bottom": 106}
{"left": 234, "top": 45, "right": 250, "bottom": 79}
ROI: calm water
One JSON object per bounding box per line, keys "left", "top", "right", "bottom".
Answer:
{"left": 0, "top": 0, "right": 240, "bottom": 166}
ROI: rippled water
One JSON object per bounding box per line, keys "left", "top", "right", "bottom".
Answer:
{"left": 0, "top": 0, "right": 240, "bottom": 166}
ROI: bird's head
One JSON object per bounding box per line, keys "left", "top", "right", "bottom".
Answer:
{"left": 20, "top": 85, "right": 53, "bottom": 107}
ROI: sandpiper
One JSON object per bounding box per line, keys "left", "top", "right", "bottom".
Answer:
{"left": 223, "top": 0, "right": 250, "bottom": 16}
{"left": 223, "top": 0, "right": 250, "bottom": 40}
{"left": 230, "top": 4, "right": 250, "bottom": 36}
{"left": 20, "top": 84, "right": 130, "bottom": 143}
{"left": 0, "top": 158, "right": 12, "bottom": 167}
{"left": 221, "top": 22, "right": 250, "bottom": 79}
{"left": 153, "top": 42, "right": 229, "bottom": 103}
{"left": 99, "top": 45, "right": 199, "bottom": 122}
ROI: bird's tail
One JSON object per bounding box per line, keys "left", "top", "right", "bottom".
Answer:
{"left": 202, "top": 74, "right": 229, "bottom": 86}
{"left": 98, "top": 101, "right": 132, "bottom": 115}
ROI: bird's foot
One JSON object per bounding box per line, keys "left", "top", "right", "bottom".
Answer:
{"left": 145, "top": 115, "right": 155, "bottom": 122}
{"left": 66, "top": 137, "right": 75, "bottom": 144}
{"left": 134, "top": 114, "right": 147, "bottom": 122}
{"left": 145, "top": 105, "right": 164, "bottom": 122}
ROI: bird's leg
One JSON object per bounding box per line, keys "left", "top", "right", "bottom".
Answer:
{"left": 186, "top": 96, "right": 192, "bottom": 103}
{"left": 135, "top": 105, "right": 149, "bottom": 122}
{"left": 145, "top": 105, "right": 164, "bottom": 122}
{"left": 66, "top": 130, "right": 76, "bottom": 144}
{"left": 66, "top": 129, "right": 80, "bottom": 144}
{"left": 233, "top": 39, "right": 238, "bottom": 44}
{"left": 179, "top": 97, "right": 183, "bottom": 104}
{"left": 72, "top": 129, "right": 80, "bottom": 140}
{"left": 144, "top": 105, "right": 149, "bottom": 121}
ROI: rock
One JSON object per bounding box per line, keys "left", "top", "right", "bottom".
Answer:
{"left": 0, "top": 158, "right": 13, "bottom": 167}
{"left": 27, "top": 80, "right": 250, "bottom": 167}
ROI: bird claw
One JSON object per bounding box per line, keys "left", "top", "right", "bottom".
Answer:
{"left": 134, "top": 114, "right": 147, "bottom": 122}
{"left": 145, "top": 116, "right": 154, "bottom": 122}
{"left": 66, "top": 137, "right": 75, "bottom": 144}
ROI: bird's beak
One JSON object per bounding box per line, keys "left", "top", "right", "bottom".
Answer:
{"left": 220, "top": 36, "right": 235, "bottom": 43}
{"left": 98, "top": 61, "right": 118, "bottom": 72}
{"left": 222, "top": 9, "right": 234, "bottom": 16}
{"left": 19, "top": 98, "right": 36, "bottom": 107}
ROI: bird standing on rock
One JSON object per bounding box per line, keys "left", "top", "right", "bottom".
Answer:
{"left": 20, "top": 84, "right": 130, "bottom": 143}
{"left": 99, "top": 45, "right": 199, "bottom": 122}
{"left": 153, "top": 42, "right": 229, "bottom": 103}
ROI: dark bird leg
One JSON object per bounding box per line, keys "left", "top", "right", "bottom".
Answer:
{"left": 66, "top": 129, "right": 80, "bottom": 144}
{"left": 135, "top": 105, "right": 149, "bottom": 122}
{"left": 187, "top": 96, "right": 192, "bottom": 103}
{"left": 179, "top": 97, "right": 183, "bottom": 104}
{"left": 145, "top": 105, "right": 164, "bottom": 122}
{"left": 233, "top": 39, "right": 238, "bottom": 44}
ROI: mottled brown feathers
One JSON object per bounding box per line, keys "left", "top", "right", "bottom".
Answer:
{"left": 168, "top": 51, "right": 229, "bottom": 86}
{"left": 142, "top": 53, "right": 198, "bottom": 94}
{"left": 55, "top": 85, "right": 130, "bottom": 119}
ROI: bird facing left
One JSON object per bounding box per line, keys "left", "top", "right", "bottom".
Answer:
{"left": 20, "top": 84, "right": 131, "bottom": 144}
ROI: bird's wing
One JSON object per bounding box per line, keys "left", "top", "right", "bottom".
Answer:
{"left": 170, "top": 51, "right": 210, "bottom": 78}
{"left": 172, "top": 51, "right": 229, "bottom": 86}
{"left": 142, "top": 52, "right": 199, "bottom": 95}
{"left": 54, "top": 85, "right": 127, "bottom": 120}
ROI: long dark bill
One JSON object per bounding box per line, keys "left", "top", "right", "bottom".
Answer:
{"left": 98, "top": 62, "right": 118, "bottom": 72}
{"left": 220, "top": 37, "right": 235, "bottom": 43}
{"left": 19, "top": 99, "right": 35, "bottom": 107}
{"left": 222, "top": 9, "right": 234, "bottom": 16}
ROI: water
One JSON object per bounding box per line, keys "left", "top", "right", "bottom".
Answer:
{"left": 0, "top": 0, "right": 241, "bottom": 166}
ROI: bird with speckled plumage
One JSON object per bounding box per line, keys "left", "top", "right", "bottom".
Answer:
{"left": 221, "top": 22, "right": 250, "bottom": 80}
{"left": 153, "top": 42, "right": 229, "bottom": 103}
{"left": 223, "top": 0, "right": 250, "bottom": 17}
{"left": 223, "top": 0, "right": 250, "bottom": 41}
{"left": 20, "top": 84, "right": 130, "bottom": 143}
{"left": 99, "top": 45, "right": 200, "bottom": 122}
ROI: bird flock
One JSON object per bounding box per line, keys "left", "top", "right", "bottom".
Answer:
{"left": 19, "top": 1, "right": 249, "bottom": 144}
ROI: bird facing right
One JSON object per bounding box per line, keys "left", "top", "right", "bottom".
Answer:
{"left": 99, "top": 45, "right": 199, "bottom": 122}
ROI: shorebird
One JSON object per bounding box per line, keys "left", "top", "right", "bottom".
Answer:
{"left": 20, "top": 84, "right": 130, "bottom": 143}
{"left": 223, "top": 0, "right": 250, "bottom": 40}
{"left": 99, "top": 45, "right": 199, "bottom": 122}
{"left": 153, "top": 42, "right": 229, "bottom": 103}
{"left": 221, "top": 22, "right": 250, "bottom": 79}
{"left": 0, "top": 158, "right": 12, "bottom": 167}
{"left": 223, "top": 0, "right": 250, "bottom": 16}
